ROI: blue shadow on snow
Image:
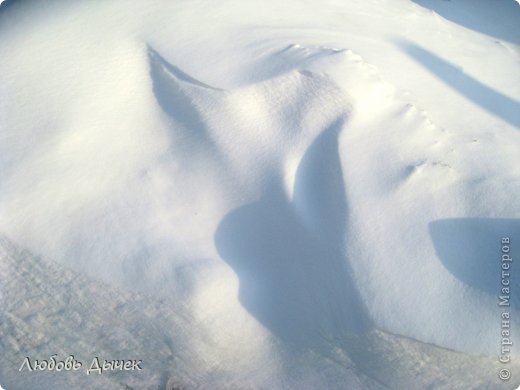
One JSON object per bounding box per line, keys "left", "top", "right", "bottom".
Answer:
{"left": 412, "top": 0, "right": 520, "bottom": 45}
{"left": 397, "top": 40, "right": 520, "bottom": 128}
{"left": 215, "top": 117, "right": 371, "bottom": 345}
{"left": 430, "top": 218, "right": 520, "bottom": 307}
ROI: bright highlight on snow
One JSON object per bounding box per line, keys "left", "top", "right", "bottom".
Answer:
{"left": 0, "top": 0, "right": 519, "bottom": 388}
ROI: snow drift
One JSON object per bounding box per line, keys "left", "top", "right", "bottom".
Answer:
{"left": 1, "top": 0, "right": 519, "bottom": 388}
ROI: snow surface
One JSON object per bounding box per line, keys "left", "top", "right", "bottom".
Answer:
{"left": 0, "top": 0, "right": 519, "bottom": 388}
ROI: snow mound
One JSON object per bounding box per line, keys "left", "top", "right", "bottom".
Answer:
{"left": 1, "top": 0, "right": 519, "bottom": 387}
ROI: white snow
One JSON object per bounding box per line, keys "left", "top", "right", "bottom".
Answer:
{"left": 1, "top": 0, "right": 519, "bottom": 388}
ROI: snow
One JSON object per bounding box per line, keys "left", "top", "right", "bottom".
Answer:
{"left": 1, "top": 0, "right": 519, "bottom": 388}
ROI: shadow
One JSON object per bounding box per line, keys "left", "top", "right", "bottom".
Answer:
{"left": 215, "top": 117, "right": 371, "bottom": 346}
{"left": 412, "top": 0, "right": 520, "bottom": 45}
{"left": 0, "top": 0, "right": 19, "bottom": 13}
{"left": 147, "top": 45, "right": 222, "bottom": 157}
{"left": 397, "top": 40, "right": 520, "bottom": 128}
{"left": 430, "top": 218, "right": 520, "bottom": 307}
{"left": 148, "top": 45, "right": 221, "bottom": 91}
